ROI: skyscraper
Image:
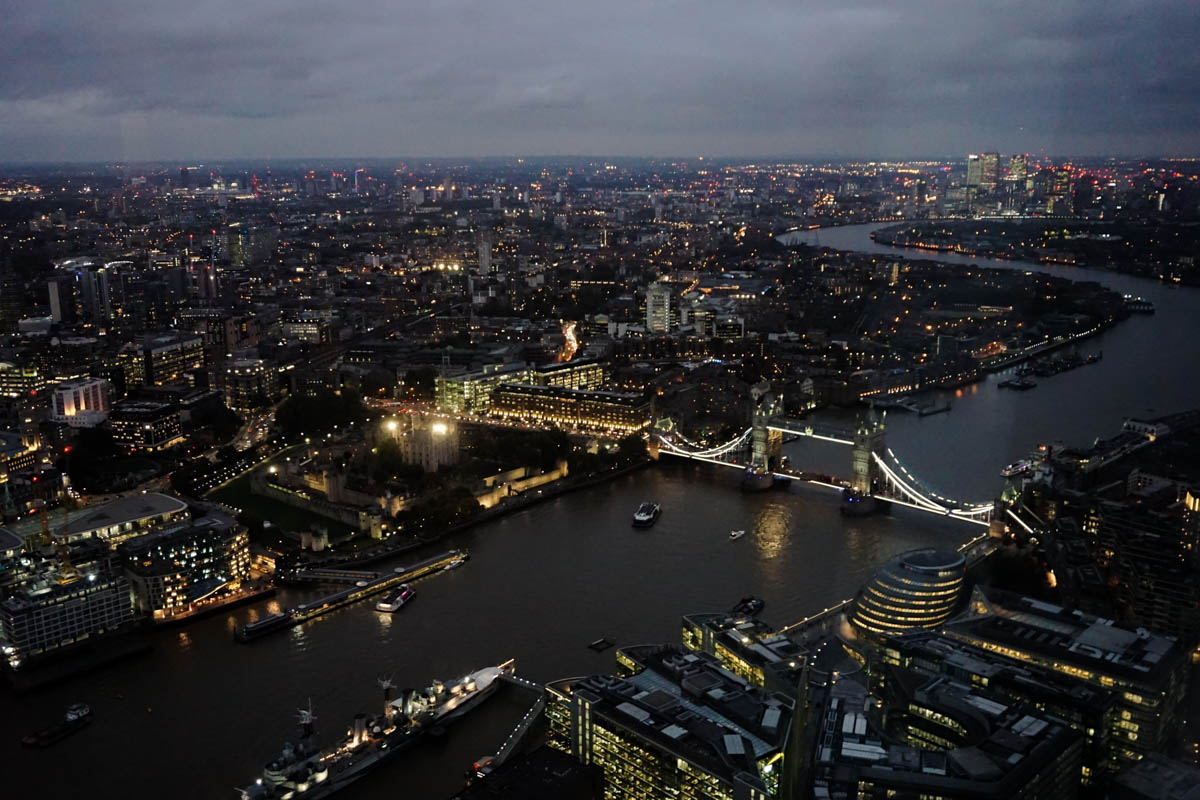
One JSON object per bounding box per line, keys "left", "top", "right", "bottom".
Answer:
{"left": 645, "top": 283, "right": 673, "bottom": 333}
{"left": 980, "top": 151, "right": 1000, "bottom": 190}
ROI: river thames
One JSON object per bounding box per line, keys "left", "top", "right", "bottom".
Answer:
{"left": 3, "top": 222, "right": 1198, "bottom": 799}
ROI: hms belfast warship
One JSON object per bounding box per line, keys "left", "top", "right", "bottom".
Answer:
{"left": 237, "top": 660, "right": 514, "bottom": 799}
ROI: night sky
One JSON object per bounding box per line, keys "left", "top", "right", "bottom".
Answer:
{"left": 2, "top": 0, "right": 1198, "bottom": 162}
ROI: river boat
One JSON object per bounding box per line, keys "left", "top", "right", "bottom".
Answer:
{"left": 729, "top": 530, "right": 746, "bottom": 541}
{"left": 632, "top": 502, "right": 661, "bottom": 527}
{"left": 22, "top": 703, "right": 92, "bottom": 748}
{"left": 374, "top": 584, "right": 414, "bottom": 613}
{"left": 732, "top": 596, "right": 765, "bottom": 616}
{"left": 237, "top": 661, "right": 514, "bottom": 799}
{"left": 998, "top": 377, "right": 1037, "bottom": 391}
{"left": 1000, "top": 460, "right": 1032, "bottom": 479}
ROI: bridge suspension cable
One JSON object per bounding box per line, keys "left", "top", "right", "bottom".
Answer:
{"left": 882, "top": 449, "right": 993, "bottom": 514}
{"left": 658, "top": 428, "right": 752, "bottom": 459}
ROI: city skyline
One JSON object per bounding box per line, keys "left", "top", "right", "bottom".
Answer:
{"left": 3, "top": 0, "right": 1199, "bottom": 162}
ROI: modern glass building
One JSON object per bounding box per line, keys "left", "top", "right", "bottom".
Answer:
{"left": 850, "top": 548, "right": 967, "bottom": 636}
{"left": 545, "top": 645, "right": 804, "bottom": 800}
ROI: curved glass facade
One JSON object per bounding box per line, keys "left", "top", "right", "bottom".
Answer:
{"left": 851, "top": 549, "right": 966, "bottom": 636}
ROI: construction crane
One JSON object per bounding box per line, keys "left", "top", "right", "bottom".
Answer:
{"left": 40, "top": 505, "right": 80, "bottom": 585}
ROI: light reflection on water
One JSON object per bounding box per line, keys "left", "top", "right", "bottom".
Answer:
{"left": 752, "top": 503, "right": 792, "bottom": 562}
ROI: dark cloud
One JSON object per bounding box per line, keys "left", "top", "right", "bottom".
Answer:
{"left": 1, "top": 0, "right": 1197, "bottom": 160}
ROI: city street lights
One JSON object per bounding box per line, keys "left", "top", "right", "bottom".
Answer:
{"left": 387, "top": 419, "right": 399, "bottom": 442}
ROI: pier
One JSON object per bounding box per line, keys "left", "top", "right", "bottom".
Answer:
{"left": 236, "top": 550, "right": 467, "bottom": 642}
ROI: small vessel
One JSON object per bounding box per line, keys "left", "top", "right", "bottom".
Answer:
{"left": 998, "top": 376, "right": 1037, "bottom": 391}
{"left": 632, "top": 501, "right": 661, "bottom": 527}
{"left": 238, "top": 661, "right": 514, "bottom": 799}
{"left": 374, "top": 584, "right": 414, "bottom": 613}
{"left": 22, "top": 703, "right": 92, "bottom": 748}
{"left": 588, "top": 637, "right": 615, "bottom": 651}
{"left": 732, "top": 596, "right": 765, "bottom": 616}
{"left": 444, "top": 558, "right": 465, "bottom": 570}
{"left": 729, "top": 529, "right": 746, "bottom": 541}
{"left": 1000, "top": 460, "right": 1032, "bottom": 479}
{"left": 1124, "top": 295, "right": 1155, "bottom": 313}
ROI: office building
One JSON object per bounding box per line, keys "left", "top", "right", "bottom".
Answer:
{"left": 59, "top": 492, "right": 190, "bottom": 547}
{"left": 118, "top": 332, "right": 205, "bottom": 388}
{"left": 0, "top": 361, "right": 46, "bottom": 399}
{"left": 850, "top": 549, "right": 967, "bottom": 637}
{"left": 51, "top": 378, "right": 112, "bottom": 425}
{"left": 117, "top": 520, "right": 250, "bottom": 620}
{"left": 681, "top": 613, "right": 806, "bottom": 696}
{"left": 434, "top": 363, "right": 532, "bottom": 413}
{"left": 1094, "top": 499, "right": 1200, "bottom": 643}
{"left": 645, "top": 283, "right": 675, "bottom": 334}
{"left": 0, "top": 431, "right": 38, "bottom": 482}
{"left": 532, "top": 358, "right": 608, "bottom": 391}
{"left": 1110, "top": 753, "right": 1200, "bottom": 800}
{"left": 546, "top": 645, "right": 805, "bottom": 799}
{"left": 0, "top": 540, "right": 135, "bottom": 668}
{"left": 879, "top": 630, "right": 1121, "bottom": 786}
{"left": 109, "top": 401, "right": 184, "bottom": 452}
{"left": 223, "top": 359, "right": 280, "bottom": 411}
{"left": 490, "top": 384, "right": 651, "bottom": 434}
{"left": 943, "top": 588, "right": 1189, "bottom": 765}
{"left": 281, "top": 315, "right": 330, "bottom": 344}
{"left": 966, "top": 152, "right": 1000, "bottom": 192}
{"left": 811, "top": 668, "right": 1082, "bottom": 799}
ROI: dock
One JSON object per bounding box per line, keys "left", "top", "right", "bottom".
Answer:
{"left": 236, "top": 550, "right": 467, "bottom": 642}
{"left": 281, "top": 567, "right": 381, "bottom": 585}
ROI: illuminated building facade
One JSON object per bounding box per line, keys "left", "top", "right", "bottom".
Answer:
{"left": 812, "top": 668, "right": 1082, "bottom": 799}
{"left": 223, "top": 359, "right": 280, "bottom": 411}
{"left": 645, "top": 283, "right": 675, "bottom": 334}
{"left": 0, "top": 540, "right": 135, "bottom": 668}
{"left": 490, "top": 384, "right": 652, "bottom": 434}
{"left": 0, "top": 361, "right": 46, "bottom": 398}
{"left": 110, "top": 401, "right": 184, "bottom": 452}
{"left": 434, "top": 363, "right": 533, "bottom": 413}
{"left": 51, "top": 377, "right": 112, "bottom": 425}
{"left": 878, "top": 630, "right": 1122, "bottom": 786}
{"left": 943, "top": 588, "right": 1188, "bottom": 766}
{"left": 681, "top": 613, "right": 806, "bottom": 696}
{"left": 850, "top": 549, "right": 966, "bottom": 636}
{"left": 399, "top": 417, "right": 460, "bottom": 472}
{"left": 1094, "top": 499, "right": 1200, "bottom": 643}
{"left": 119, "top": 333, "right": 205, "bottom": 388}
{"left": 117, "top": 521, "right": 250, "bottom": 620}
{"left": 546, "top": 645, "right": 803, "bottom": 800}
{"left": 59, "top": 492, "right": 191, "bottom": 547}
{"left": 533, "top": 358, "right": 608, "bottom": 391}
{"left": 281, "top": 315, "right": 330, "bottom": 344}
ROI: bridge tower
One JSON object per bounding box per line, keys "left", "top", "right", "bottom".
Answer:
{"left": 749, "top": 382, "right": 783, "bottom": 472}
{"left": 851, "top": 409, "right": 886, "bottom": 495}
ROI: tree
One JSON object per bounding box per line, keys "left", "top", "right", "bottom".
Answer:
{"left": 401, "top": 367, "right": 437, "bottom": 402}
{"left": 274, "top": 388, "right": 366, "bottom": 436}
{"left": 616, "top": 434, "right": 647, "bottom": 464}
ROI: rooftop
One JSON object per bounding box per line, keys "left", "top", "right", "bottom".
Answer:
{"left": 943, "top": 588, "right": 1184, "bottom": 689}
{"left": 549, "top": 645, "right": 793, "bottom": 791}
{"left": 64, "top": 493, "right": 190, "bottom": 538}
{"left": 813, "top": 671, "right": 1080, "bottom": 798}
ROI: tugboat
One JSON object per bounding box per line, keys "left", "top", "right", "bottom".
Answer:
{"left": 237, "top": 661, "right": 514, "bottom": 799}
{"left": 732, "top": 596, "right": 765, "bottom": 616}
{"left": 632, "top": 502, "right": 661, "bottom": 527}
{"left": 374, "top": 584, "right": 415, "bottom": 613}
{"left": 22, "top": 703, "right": 92, "bottom": 748}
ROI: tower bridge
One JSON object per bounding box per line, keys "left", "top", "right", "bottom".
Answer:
{"left": 656, "top": 383, "right": 1002, "bottom": 528}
